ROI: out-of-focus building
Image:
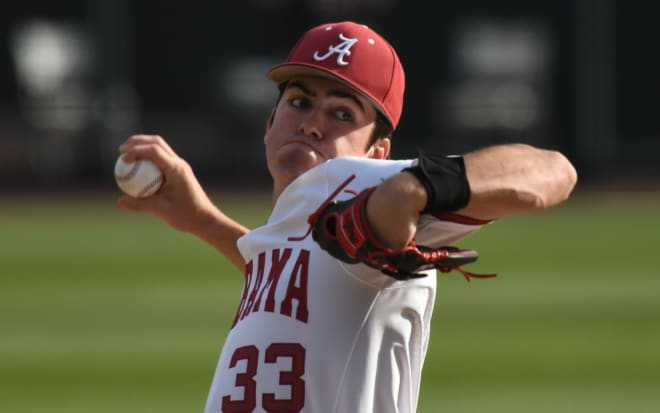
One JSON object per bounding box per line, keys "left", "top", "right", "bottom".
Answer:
{"left": 0, "top": 0, "right": 658, "bottom": 190}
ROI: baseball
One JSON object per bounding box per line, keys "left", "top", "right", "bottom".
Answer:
{"left": 114, "top": 156, "right": 164, "bottom": 198}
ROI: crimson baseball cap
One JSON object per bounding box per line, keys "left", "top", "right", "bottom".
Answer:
{"left": 268, "top": 21, "right": 405, "bottom": 130}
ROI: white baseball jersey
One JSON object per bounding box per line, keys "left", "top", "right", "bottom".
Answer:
{"left": 204, "top": 157, "right": 489, "bottom": 413}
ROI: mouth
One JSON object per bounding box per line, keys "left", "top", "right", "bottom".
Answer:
{"left": 281, "top": 140, "right": 325, "bottom": 158}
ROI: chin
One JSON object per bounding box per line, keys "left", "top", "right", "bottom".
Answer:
{"left": 282, "top": 144, "right": 324, "bottom": 165}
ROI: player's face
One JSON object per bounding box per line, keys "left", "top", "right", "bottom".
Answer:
{"left": 264, "top": 76, "right": 389, "bottom": 193}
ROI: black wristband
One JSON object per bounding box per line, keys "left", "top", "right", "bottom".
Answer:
{"left": 402, "top": 153, "right": 471, "bottom": 214}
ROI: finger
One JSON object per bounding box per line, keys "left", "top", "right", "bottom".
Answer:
{"left": 130, "top": 134, "right": 177, "bottom": 156}
{"left": 118, "top": 134, "right": 153, "bottom": 153}
{"left": 119, "top": 134, "right": 177, "bottom": 157}
{"left": 119, "top": 143, "right": 176, "bottom": 173}
{"left": 149, "top": 135, "right": 177, "bottom": 156}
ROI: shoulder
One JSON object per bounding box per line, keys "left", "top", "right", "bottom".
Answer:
{"left": 320, "top": 157, "right": 413, "bottom": 190}
{"left": 324, "top": 156, "right": 413, "bottom": 173}
{"left": 263, "top": 157, "right": 412, "bottom": 227}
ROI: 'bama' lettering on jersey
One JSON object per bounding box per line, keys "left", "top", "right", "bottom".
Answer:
{"left": 231, "top": 248, "right": 310, "bottom": 327}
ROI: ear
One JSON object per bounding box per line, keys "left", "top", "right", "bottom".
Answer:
{"left": 367, "top": 137, "right": 391, "bottom": 160}
{"left": 267, "top": 107, "right": 276, "bottom": 128}
{"left": 264, "top": 107, "right": 277, "bottom": 143}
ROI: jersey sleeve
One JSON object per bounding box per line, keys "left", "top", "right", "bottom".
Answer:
{"left": 414, "top": 212, "right": 492, "bottom": 247}
{"left": 318, "top": 157, "right": 491, "bottom": 248}
{"left": 320, "top": 157, "right": 414, "bottom": 190}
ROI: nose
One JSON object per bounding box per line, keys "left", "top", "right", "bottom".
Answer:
{"left": 298, "top": 110, "right": 323, "bottom": 141}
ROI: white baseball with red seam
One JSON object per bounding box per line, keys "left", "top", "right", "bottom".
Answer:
{"left": 114, "top": 155, "right": 164, "bottom": 198}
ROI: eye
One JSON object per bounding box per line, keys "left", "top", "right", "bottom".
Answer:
{"left": 335, "top": 108, "right": 353, "bottom": 122}
{"left": 289, "top": 96, "right": 310, "bottom": 109}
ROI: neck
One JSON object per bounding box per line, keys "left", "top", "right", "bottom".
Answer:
{"left": 271, "top": 180, "right": 288, "bottom": 208}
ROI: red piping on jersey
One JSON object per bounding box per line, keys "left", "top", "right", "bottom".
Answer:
{"left": 286, "top": 174, "right": 497, "bottom": 282}
{"left": 288, "top": 174, "right": 357, "bottom": 242}
{"left": 443, "top": 265, "right": 497, "bottom": 282}
{"left": 434, "top": 212, "right": 493, "bottom": 226}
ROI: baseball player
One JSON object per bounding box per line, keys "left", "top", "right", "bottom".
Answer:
{"left": 118, "top": 21, "right": 577, "bottom": 413}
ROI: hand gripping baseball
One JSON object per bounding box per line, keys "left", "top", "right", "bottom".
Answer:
{"left": 289, "top": 175, "right": 496, "bottom": 281}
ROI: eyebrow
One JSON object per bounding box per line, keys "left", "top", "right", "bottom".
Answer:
{"left": 287, "top": 80, "right": 366, "bottom": 113}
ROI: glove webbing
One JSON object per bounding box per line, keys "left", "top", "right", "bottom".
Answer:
{"left": 288, "top": 174, "right": 358, "bottom": 242}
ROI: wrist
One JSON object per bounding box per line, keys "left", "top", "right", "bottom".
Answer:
{"left": 402, "top": 153, "right": 471, "bottom": 214}
{"left": 367, "top": 173, "right": 425, "bottom": 248}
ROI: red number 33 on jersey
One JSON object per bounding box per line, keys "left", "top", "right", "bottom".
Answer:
{"left": 222, "top": 342, "right": 306, "bottom": 413}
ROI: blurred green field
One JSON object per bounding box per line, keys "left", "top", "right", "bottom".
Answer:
{"left": 1, "top": 189, "right": 659, "bottom": 413}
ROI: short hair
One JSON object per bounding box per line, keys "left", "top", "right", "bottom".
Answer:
{"left": 370, "top": 112, "right": 393, "bottom": 148}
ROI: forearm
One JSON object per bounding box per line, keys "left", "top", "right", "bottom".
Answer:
{"left": 188, "top": 206, "right": 249, "bottom": 271}
{"left": 364, "top": 144, "right": 577, "bottom": 248}
{"left": 458, "top": 144, "right": 578, "bottom": 219}
{"left": 117, "top": 134, "right": 249, "bottom": 272}
{"left": 366, "top": 172, "right": 426, "bottom": 248}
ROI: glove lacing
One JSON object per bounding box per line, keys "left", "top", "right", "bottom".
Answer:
{"left": 288, "top": 174, "right": 496, "bottom": 282}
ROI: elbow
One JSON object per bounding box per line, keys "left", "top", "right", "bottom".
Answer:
{"left": 535, "top": 151, "right": 578, "bottom": 210}
{"left": 554, "top": 151, "right": 578, "bottom": 201}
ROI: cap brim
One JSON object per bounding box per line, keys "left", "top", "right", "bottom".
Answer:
{"left": 268, "top": 63, "right": 348, "bottom": 86}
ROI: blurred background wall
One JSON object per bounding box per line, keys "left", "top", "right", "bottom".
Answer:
{"left": 0, "top": 0, "right": 658, "bottom": 192}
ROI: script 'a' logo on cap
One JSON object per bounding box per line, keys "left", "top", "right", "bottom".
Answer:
{"left": 313, "top": 33, "right": 358, "bottom": 66}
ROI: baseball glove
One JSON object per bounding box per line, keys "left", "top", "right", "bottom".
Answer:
{"left": 289, "top": 175, "right": 495, "bottom": 281}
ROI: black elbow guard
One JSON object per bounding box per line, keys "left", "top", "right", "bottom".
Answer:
{"left": 402, "top": 153, "right": 471, "bottom": 214}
